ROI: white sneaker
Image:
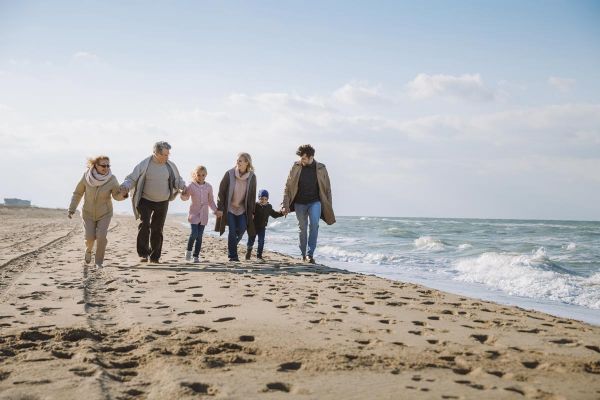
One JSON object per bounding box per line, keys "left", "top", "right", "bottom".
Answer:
{"left": 95, "top": 263, "right": 103, "bottom": 268}
{"left": 185, "top": 250, "right": 192, "bottom": 261}
{"left": 193, "top": 256, "right": 200, "bottom": 263}
{"left": 84, "top": 250, "right": 92, "bottom": 264}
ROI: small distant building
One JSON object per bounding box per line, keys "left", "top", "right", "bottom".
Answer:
{"left": 4, "top": 198, "right": 31, "bottom": 207}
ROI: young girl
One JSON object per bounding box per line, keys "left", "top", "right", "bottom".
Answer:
{"left": 180, "top": 165, "right": 218, "bottom": 263}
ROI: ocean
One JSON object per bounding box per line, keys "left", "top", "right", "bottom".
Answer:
{"left": 192, "top": 215, "right": 600, "bottom": 325}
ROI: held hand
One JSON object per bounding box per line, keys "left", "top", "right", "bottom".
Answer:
{"left": 68, "top": 211, "right": 74, "bottom": 219}
{"left": 119, "top": 186, "right": 128, "bottom": 197}
{"left": 216, "top": 210, "right": 223, "bottom": 218}
{"left": 281, "top": 207, "right": 288, "bottom": 216}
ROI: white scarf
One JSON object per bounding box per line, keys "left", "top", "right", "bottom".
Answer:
{"left": 85, "top": 167, "right": 112, "bottom": 187}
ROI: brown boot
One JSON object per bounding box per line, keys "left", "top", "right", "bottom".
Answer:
{"left": 245, "top": 248, "right": 252, "bottom": 260}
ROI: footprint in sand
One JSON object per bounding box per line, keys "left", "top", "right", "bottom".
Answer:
{"left": 278, "top": 362, "right": 302, "bottom": 372}
{"left": 522, "top": 361, "right": 539, "bottom": 369}
{"left": 585, "top": 345, "right": 600, "bottom": 353}
{"left": 264, "top": 382, "right": 291, "bottom": 392}
{"left": 213, "top": 317, "right": 235, "bottom": 323}
{"left": 471, "top": 334, "right": 494, "bottom": 344}
{"left": 180, "top": 382, "right": 218, "bottom": 395}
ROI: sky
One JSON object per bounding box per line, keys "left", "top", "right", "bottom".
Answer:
{"left": 1, "top": 0, "right": 599, "bottom": 220}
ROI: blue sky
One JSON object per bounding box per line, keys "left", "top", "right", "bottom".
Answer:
{"left": 1, "top": 1, "right": 599, "bottom": 219}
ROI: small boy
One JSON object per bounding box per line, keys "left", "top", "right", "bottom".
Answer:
{"left": 245, "top": 189, "right": 283, "bottom": 260}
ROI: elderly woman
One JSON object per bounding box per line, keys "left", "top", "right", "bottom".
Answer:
{"left": 68, "top": 155, "right": 127, "bottom": 268}
{"left": 215, "top": 153, "right": 257, "bottom": 262}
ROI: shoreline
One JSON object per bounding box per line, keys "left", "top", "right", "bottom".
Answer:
{"left": 1, "top": 207, "right": 599, "bottom": 399}
{"left": 173, "top": 216, "right": 600, "bottom": 327}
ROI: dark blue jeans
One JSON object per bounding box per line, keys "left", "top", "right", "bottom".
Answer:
{"left": 247, "top": 227, "right": 266, "bottom": 257}
{"left": 227, "top": 212, "right": 247, "bottom": 259}
{"left": 187, "top": 223, "right": 206, "bottom": 257}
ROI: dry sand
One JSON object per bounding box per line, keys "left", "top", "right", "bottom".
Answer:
{"left": 0, "top": 206, "right": 599, "bottom": 399}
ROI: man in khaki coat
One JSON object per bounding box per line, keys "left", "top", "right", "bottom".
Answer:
{"left": 282, "top": 144, "right": 335, "bottom": 264}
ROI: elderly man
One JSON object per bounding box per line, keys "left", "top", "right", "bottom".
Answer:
{"left": 121, "top": 141, "right": 185, "bottom": 263}
{"left": 281, "top": 144, "right": 335, "bottom": 264}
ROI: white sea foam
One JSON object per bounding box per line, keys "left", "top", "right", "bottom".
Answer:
{"left": 317, "top": 245, "right": 402, "bottom": 264}
{"left": 414, "top": 236, "right": 445, "bottom": 251}
{"left": 458, "top": 243, "right": 473, "bottom": 250}
{"left": 453, "top": 248, "right": 600, "bottom": 309}
{"left": 566, "top": 242, "right": 577, "bottom": 251}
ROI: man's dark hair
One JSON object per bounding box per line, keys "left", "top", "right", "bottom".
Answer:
{"left": 296, "top": 144, "right": 315, "bottom": 157}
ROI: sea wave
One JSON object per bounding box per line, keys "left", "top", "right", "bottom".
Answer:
{"left": 453, "top": 248, "right": 600, "bottom": 309}
{"left": 413, "top": 236, "right": 445, "bottom": 251}
{"left": 317, "top": 245, "right": 403, "bottom": 264}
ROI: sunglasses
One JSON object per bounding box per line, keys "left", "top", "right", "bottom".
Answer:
{"left": 97, "top": 164, "right": 110, "bottom": 168}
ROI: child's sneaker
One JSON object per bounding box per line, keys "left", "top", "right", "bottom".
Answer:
{"left": 84, "top": 250, "right": 92, "bottom": 264}
{"left": 185, "top": 250, "right": 192, "bottom": 261}
{"left": 245, "top": 248, "right": 252, "bottom": 260}
{"left": 193, "top": 256, "right": 200, "bottom": 263}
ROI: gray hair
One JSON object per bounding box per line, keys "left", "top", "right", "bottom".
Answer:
{"left": 153, "top": 141, "right": 172, "bottom": 155}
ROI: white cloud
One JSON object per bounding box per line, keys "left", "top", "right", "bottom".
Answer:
{"left": 72, "top": 51, "right": 100, "bottom": 62}
{"left": 332, "top": 81, "right": 389, "bottom": 105}
{"left": 229, "top": 92, "right": 328, "bottom": 112}
{"left": 407, "top": 73, "right": 497, "bottom": 102}
{"left": 548, "top": 76, "right": 576, "bottom": 92}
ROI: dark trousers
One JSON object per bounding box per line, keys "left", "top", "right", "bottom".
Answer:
{"left": 187, "top": 223, "right": 206, "bottom": 257}
{"left": 137, "top": 198, "right": 169, "bottom": 261}
{"left": 227, "top": 212, "right": 247, "bottom": 259}
{"left": 247, "top": 227, "right": 266, "bottom": 257}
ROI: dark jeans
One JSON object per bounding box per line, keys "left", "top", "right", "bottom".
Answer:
{"left": 187, "top": 223, "right": 206, "bottom": 257}
{"left": 137, "top": 198, "right": 169, "bottom": 261}
{"left": 247, "top": 227, "right": 266, "bottom": 257}
{"left": 227, "top": 212, "right": 247, "bottom": 259}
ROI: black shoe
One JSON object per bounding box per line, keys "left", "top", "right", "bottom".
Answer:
{"left": 229, "top": 257, "right": 240, "bottom": 262}
{"left": 302, "top": 255, "right": 306, "bottom": 262}
{"left": 308, "top": 256, "right": 315, "bottom": 264}
{"left": 139, "top": 257, "right": 148, "bottom": 263}
{"left": 149, "top": 258, "right": 160, "bottom": 264}
{"left": 245, "top": 248, "right": 252, "bottom": 260}
{"left": 257, "top": 255, "right": 264, "bottom": 261}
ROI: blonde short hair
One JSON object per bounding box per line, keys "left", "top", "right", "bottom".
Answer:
{"left": 86, "top": 155, "right": 109, "bottom": 169}
{"left": 192, "top": 165, "right": 207, "bottom": 180}
{"left": 237, "top": 152, "right": 254, "bottom": 172}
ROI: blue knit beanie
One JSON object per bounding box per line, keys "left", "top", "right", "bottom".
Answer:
{"left": 258, "top": 189, "right": 269, "bottom": 199}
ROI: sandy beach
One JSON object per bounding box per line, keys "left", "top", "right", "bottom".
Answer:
{"left": 0, "top": 206, "right": 599, "bottom": 399}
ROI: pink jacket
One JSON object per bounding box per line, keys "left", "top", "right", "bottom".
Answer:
{"left": 180, "top": 181, "right": 217, "bottom": 225}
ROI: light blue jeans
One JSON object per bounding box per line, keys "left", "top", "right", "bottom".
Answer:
{"left": 294, "top": 201, "right": 321, "bottom": 257}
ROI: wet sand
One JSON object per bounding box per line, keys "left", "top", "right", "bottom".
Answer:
{"left": 0, "top": 206, "right": 599, "bottom": 399}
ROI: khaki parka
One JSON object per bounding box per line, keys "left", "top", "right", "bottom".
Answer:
{"left": 282, "top": 160, "right": 335, "bottom": 225}
{"left": 69, "top": 173, "right": 127, "bottom": 221}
